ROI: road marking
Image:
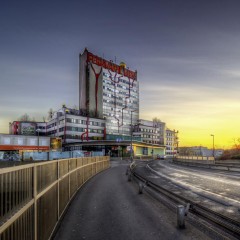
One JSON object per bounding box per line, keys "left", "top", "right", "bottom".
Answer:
{"left": 157, "top": 162, "right": 240, "bottom": 186}
{"left": 147, "top": 164, "right": 240, "bottom": 207}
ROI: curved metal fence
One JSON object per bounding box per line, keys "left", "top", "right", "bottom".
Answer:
{"left": 0, "top": 156, "right": 110, "bottom": 240}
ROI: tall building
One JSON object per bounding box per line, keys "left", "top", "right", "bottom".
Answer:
{"left": 79, "top": 49, "right": 139, "bottom": 139}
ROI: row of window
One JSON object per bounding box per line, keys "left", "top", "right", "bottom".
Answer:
{"left": 143, "top": 140, "right": 160, "bottom": 144}
{"left": 103, "top": 76, "right": 137, "bottom": 88}
{"left": 66, "top": 118, "right": 105, "bottom": 127}
{"left": 138, "top": 128, "right": 159, "bottom": 133}
{"left": 141, "top": 135, "right": 159, "bottom": 139}
{"left": 65, "top": 127, "right": 103, "bottom": 134}
{"left": 103, "top": 86, "right": 138, "bottom": 96}
{"left": 65, "top": 135, "right": 103, "bottom": 140}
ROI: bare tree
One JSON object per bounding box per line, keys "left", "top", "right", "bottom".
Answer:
{"left": 18, "top": 113, "right": 35, "bottom": 122}
{"left": 152, "top": 117, "right": 161, "bottom": 123}
{"left": 72, "top": 104, "right": 78, "bottom": 110}
{"left": 48, "top": 108, "right": 53, "bottom": 120}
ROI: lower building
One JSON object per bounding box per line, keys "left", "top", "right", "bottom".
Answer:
{"left": 132, "top": 119, "right": 166, "bottom": 146}
{"left": 0, "top": 134, "right": 50, "bottom": 161}
{"left": 165, "top": 129, "right": 179, "bottom": 156}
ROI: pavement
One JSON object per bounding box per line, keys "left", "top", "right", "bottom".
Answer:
{"left": 53, "top": 160, "right": 212, "bottom": 240}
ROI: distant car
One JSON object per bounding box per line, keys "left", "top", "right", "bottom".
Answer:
{"left": 157, "top": 154, "right": 166, "bottom": 160}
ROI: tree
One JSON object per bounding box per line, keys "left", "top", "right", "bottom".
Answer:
{"left": 18, "top": 113, "right": 35, "bottom": 122}
{"left": 48, "top": 108, "right": 53, "bottom": 120}
{"left": 152, "top": 117, "right": 161, "bottom": 123}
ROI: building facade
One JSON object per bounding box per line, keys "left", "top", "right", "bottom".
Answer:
{"left": 79, "top": 49, "right": 139, "bottom": 138}
{"left": 132, "top": 119, "right": 166, "bottom": 146}
{"left": 165, "top": 129, "right": 179, "bottom": 156}
{"left": 46, "top": 106, "right": 106, "bottom": 143}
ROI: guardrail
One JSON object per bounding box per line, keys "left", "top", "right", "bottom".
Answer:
{"left": 177, "top": 155, "right": 215, "bottom": 161}
{"left": 0, "top": 156, "right": 110, "bottom": 240}
{"left": 129, "top": 162, "right": 240, "bottom": 239}
{"left": 173, "top": 159, "right": 240, "bottom": 172}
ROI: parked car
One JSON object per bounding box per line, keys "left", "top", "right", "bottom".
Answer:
{"left": 157, "top": 154, "right": 166, "bottom": 160}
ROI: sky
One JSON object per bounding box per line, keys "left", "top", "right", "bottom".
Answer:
{"left": 1, "top": 0, "right": 240, "bottom": 149}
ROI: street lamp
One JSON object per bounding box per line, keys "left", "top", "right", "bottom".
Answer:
{"left": 210, "top": 134, "right": 215, "bottom": 158}
{"left": 36, "top": 129, "right": 41, "bottom": 153}
{"left": 130, "top": 109, "right": 137, "bottom": 162}
{"left": 152, "top": 123, "right": 157, "bottom": 160}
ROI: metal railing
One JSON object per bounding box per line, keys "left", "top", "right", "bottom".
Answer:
{"left": 177, "top": 155, "right": 215, "bottom": 161}
{"left": 0, "top": 156, "right": 110, "bottom": 240}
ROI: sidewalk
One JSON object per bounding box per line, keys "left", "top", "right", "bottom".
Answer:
{"left": 53, "top": 160, "right": 212, "bottom": 240}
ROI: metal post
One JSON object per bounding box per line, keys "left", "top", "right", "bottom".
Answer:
{"left": 177, "top": 205, "right": 185, "bottom": 228}
{"left": 130, "top": 110, "right": 137, "bottom": 162}
{"left": 38, "top": 131, "right": 39, "bottom": 153}
{"left": 211, "top": 134, "right": 215, "bottom": 158}
{"left": 130, "top": 111, "right": 133, "bottom": 161}
{"left": 36, "top": 128, "right": 41, "bottom": 154}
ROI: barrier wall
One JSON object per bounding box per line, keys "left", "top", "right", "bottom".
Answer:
{"left": 177, "top": 155, "right": 215, "bottom": 164}
{"left": 0, "top": 156, "right": 110, "bottom": 240}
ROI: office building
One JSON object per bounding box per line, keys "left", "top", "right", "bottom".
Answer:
{"left": 79, "top": 49, "right": 139, "bottom": 139}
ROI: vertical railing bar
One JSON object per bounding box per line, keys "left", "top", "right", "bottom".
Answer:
{"left": 0, "top": 174, "right": 3, "bottom": 217}
{"left": 20, "top": 170, "right": 22, "bottom": 206}
{"left": 4, "top": 174, "right": 7, "bottom": 216}
{"left": 9, "top": 172, "right": 13, "bottom": 216}
{"left": 13, "top": 171, "right": 16, "bottom": 214}
{"left": 57, "top": 161, "right": 60, "bottom": 220}
{"left": 16, "top": 170, "right": 19, "bottom": 208}
{"left": 68, "top": 159, "right": 70, "bottom": 200}
{"left": 33, "top": 165, "right": 37, "bottom": 240}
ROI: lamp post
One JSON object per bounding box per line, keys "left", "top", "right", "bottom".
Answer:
{"left": 152, "top": 123, "right": 157, "bottom": 160}
{"left": 130, "top": 109, "right": 137, "bottom": 162}
{"left": 36, "top": 129, "right": 41, "bottom": 153}
{"left": 210, "top": 134, "right": 215, "bottom": 158}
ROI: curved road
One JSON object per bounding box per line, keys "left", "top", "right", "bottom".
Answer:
{"left": 135, "top": 160, "right": 240, "bottom": 222}
{"left": 53, "top": 160, "right": 211, "bottom": 240}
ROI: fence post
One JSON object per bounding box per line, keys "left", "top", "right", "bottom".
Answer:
{"left": 57, "top": 161, "right": 60, "bottom": 220}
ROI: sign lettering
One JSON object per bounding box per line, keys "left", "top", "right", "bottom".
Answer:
{"left": 87, "top": 52, "right": 137, "bottom": 80}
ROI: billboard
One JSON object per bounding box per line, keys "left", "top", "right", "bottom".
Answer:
{"left": 50, "top": 138, "right": 62, "bottom": 151}
{"left": 20, "top": 122, "right": 36, "bottom": 135}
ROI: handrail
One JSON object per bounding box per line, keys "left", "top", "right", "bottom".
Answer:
{"left": 0, "top": 156, "right": 110, "bottom": 240}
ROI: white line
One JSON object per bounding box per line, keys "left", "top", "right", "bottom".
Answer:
{"left": 147, "top": 164, "right": 240, "bottom": 207}
{"left": 159, "top": 162, "right": 240, "bottom": 186}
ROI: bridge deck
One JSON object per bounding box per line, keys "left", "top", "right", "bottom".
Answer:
{"left": 53, "top": 160, "right": 211, "bottom": 240}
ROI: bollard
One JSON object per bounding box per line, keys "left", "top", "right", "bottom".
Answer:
{"left": 126, "top": 167, "right": 129, "bottom": 175}
{"left": 138, "top": 182, "right": 144, "bottom": 194}
{"left": 128, "top": 173, "right": 132, "bottom": 182}
{"left": 177, "top": 205, "right": 185, "bottom": 228}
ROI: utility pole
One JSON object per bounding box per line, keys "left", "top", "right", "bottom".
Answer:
{"left": 210, "top": 134, "right": 215, "bottom": 158}
{"left": 130, "top": 110, "right": 137, "bottom": 161}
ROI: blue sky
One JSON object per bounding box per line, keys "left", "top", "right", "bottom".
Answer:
{"left": 1, "top": 0, "right": 240, "bottom": 147}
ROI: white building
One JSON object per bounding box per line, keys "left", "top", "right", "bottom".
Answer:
{"left": 133, "top": 119, "right": 166, "bottom": 146}
{"left": 165, "top": 129, "right": 179, "bottom": 156}
{"left": 46, "top": 106, "right": 106, "bottom": 143}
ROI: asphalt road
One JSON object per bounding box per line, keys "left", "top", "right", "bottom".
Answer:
{"left": 53, "top": 160, "right": 211, "bottom": 240}
{"left": 138, "top": 160, "right": 240, "bottom": 222}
